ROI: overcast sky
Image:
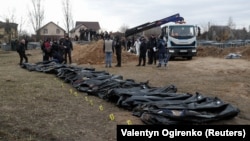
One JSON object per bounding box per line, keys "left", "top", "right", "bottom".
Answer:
{"left": 0, "top": 0, "right": 249, "bottom": 34}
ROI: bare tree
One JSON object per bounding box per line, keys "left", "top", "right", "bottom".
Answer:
{"left": 199, "top": 22, "right": 210, "bottom": 34}
{"left": 18, "top": 16, "right": 27, "bottom": 37}
{"left": 1, "top": 8, "right": 16, "bottom": 23}
{"left": 1, "top": 8, "right": 29, "bottom": 39}
{"left": 227, "top": 16, "right": 236, "bottom": 29}
{"left": 1, "top": 9, "right": 16, "bottom": 43}
{"left": 28, "top": 0, "right": 44, "bottom": 37}
{"left": 5, "top": 19, "right": 12, "bottom": 43}
{"left": 62, "top": 0, "right": 74, "bottom": 35}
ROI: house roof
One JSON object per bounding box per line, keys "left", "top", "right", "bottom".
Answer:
{"left": 75, "top": 21, "right": 101, "bottom": 31}
{"left": 37, "top": 21, "right": 66, "bottom": 32}
{"left": 0, "top": 21, "right": 18, "bottom": 29}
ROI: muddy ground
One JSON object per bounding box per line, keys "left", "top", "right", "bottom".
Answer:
{"left": 0, "top": 41, "right": 250, "bottom": 141}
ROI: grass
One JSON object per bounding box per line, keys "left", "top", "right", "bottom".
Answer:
{"left": 1, "top": 46, "right": 250, "bottom": 140}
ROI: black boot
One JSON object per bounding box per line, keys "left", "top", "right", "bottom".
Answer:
{"left": 115, "top": 64, "right": 121, "bottom": 67}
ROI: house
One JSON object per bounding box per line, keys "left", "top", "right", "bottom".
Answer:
{"left": 208, "top": 25, "right": 233, "bottom": 41}
{"left": 0, "top": 21, "right": 18, "bottom": 44}
{"left": 231, "top": 28, "right": 248, "bottom": 40}
{"left": 36, "top": 21, "right": 66, "bottom": 41}
{"left": 207, "top": 25, "right": 249, "bottom": 41}
{"left": 70, "top": 21, "right": 100, "bottom": 41}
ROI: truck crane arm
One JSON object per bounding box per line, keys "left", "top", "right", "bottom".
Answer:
{"left": 125, "top": 13, "right": 185, "bottom": 37}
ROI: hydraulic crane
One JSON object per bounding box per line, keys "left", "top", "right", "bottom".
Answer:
{"left": 125, "top": 13, "right": 185, "bottom": 37}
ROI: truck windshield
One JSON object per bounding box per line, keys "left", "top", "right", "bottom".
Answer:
{"left": 169, "top": 26, "right": 195, "bottom": 39}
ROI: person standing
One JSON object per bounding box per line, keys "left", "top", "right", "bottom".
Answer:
{"left": 103, "top": 35, "right": 114, "bottom": 68}
{"left": 126, "top": 39, "right": 132, "bottom": 51}
{"left": 147, "top": 34, "right": 157, "bottom": 65}
{"left": 16, "top": 39, "right": 28, "bottom": 65}
{"left": 114, "top": 35, "right": 122, "bottom": 67}
{"left": 136, "top": 37, "right": 147, "bottom": 66}
{"left": 134, "top": 38, "right": 141, "bottom": 56}
{"left": 157, "top": 35, "right": 167, "bottom": 67}
{"left": 41, "top": 38, "right": 52, "bottom": 61}
{"left": 62, "top": 35, "right": 73, "bottom": 64}
{"left": 51, "top": 40, "right": 64, "bottom": 63}
{"left": 24, "top": 38, "right": 28, "bottom": 50}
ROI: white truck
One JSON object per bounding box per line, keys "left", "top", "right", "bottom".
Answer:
{"left": 161, "top": 23, "right": 200, "bottom": 60}
{"left": 125, "top": 13, "right": 200, "bottom": 60}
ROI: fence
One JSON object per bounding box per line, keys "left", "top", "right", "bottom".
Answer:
{"left": 0, "top": 43, "right": 12, "bottom": 51}
{"left": 198, "top": 40, "right": 250, "bottom": 48}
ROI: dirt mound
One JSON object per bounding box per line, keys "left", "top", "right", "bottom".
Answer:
{"left": 197, "top": 46, "right": 250, "bottom": 59}
{"left": 72, "top": 40, "right": 250, "bottom": 65}
{"left": 72, "top": 40, "right": 138, "bottom": 65}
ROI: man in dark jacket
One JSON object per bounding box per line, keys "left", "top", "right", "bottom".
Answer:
{"left": 114, "top": 35, "right": 122, "bottom": 67}
{"left": 62, "top": 35, "right": 73, "bottom": 64}
{"left": 136, "top": 37, "right": 147, "bottom": 66}
{"left": 51, "top": 40, "right": 64, "bottom": 63}
{"left": 147, "top": 34, "right": 157, "bottom": 65}
{"left": 17, "top": 39, "right": 28, "bottom": 65}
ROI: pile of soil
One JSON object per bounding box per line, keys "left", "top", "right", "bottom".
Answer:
{"left": 197, "top": 46, "right": 250, "bottom": 59}
{"left": 72, "top": 40, "right": 138, "bottom": 65}
{"left": 72, "top": 40, "right": 250, "bottom": 65}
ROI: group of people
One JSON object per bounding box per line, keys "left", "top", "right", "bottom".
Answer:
{"left": 16, "top": 36, "right": 73, "bottom": 66}
{"left": 41, "top": 35, "right": 73, "bottom": 64}
{"left": 134, "top": 34, "right": 169, "bottom": 67}
{"left": 17, "top": 34, "right": 168, "bottom": 68}
{"left": 102, "top": 33, "right": 169, "bottom": 68}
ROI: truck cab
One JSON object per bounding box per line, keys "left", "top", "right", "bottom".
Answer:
{"left": 162, "top": 24, "right": 199, "bottom": 60}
